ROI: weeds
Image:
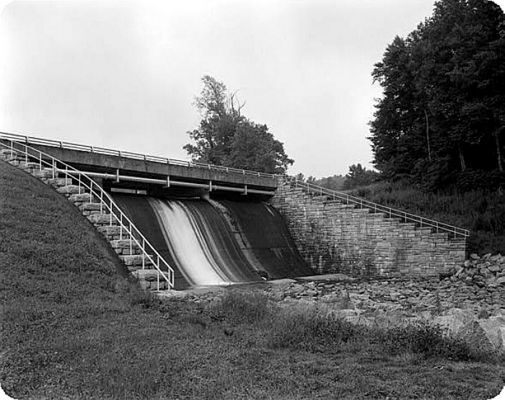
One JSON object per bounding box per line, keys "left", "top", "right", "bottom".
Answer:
{"left": 266, "top": 307, "right": 363, "bottom": 352}
{"left": 349, "top": 181, "right": 505, "bottom": 254}
{"left": 209, "top": 290, "right": 270, "bottom": 325}
{"left": 372, "top": 321, "right": 484, "bottom": 362}
{"left": 265, "top": 306, "right": 497, "bottom": 363}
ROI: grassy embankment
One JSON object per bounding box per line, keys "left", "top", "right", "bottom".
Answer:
{"left": 348, "top": 181, "right": 505, "bottom": 255}
{"left": 1, "top": 160, "right": 504, "bottom": 400}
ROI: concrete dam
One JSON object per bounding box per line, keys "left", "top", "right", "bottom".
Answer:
{"left": 0, "top": 132, "right": 469, "bottom": 291}
{"left": 113, "top": 194, "right": 311, "bottom": 289}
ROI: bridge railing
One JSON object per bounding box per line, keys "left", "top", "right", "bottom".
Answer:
{"left": 0, "top": 138, "right": 175, "bottom": 290}
{"left": 0, "top": 132, "right": 277, "bottom": 179}
{"left": 283, "top": 176, "right": 470, "bottom": 239}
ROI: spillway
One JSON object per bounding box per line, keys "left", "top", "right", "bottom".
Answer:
{"left": 112, "top": 194, "right": 312, "bottom": 289}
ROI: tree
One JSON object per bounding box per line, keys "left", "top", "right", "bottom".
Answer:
{"left": 370, "top": 0, "right": 505, "bottom": 190}
{"left": 343, "top": 164, "right": 379, "bottom": 190}
{"left": 184, "top": 76, "right": 293, "bottom": 174}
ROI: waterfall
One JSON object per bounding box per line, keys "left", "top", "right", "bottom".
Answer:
{"left": 113, "top": 194, "right": 311, "bottom": 289}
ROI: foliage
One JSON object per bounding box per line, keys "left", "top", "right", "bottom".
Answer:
{"left": 184, "top": 75, "right": 293, "bottom": 174}
{"left": 348, "top": 180, "right": 505, "bottom": 254}
{"left": 209, "top": 290, "right": 270, "bottom": 325}
{"left": 374, "top": 322, "right": 484, "bottom": 361}
{"left": 342, "top": 163, "right": 379, "bottom": 190}
{"left": 266, "top": 307, "right": 362, "bottom": 352}
{"left": 370, "top": 0, "right": 505, "bottom": 190}
{"left": 306, "top": 174, "right": 347, "bottom": 190}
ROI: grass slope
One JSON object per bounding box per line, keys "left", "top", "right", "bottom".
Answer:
{"left": 1, "top": 160, "right": 504, "bottom": 400}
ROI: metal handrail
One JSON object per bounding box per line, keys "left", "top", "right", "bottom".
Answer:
{"left": 284, "top": 176, "right": 470, "bottom": 239}
{"left": 0, "top": 131, "right": 276, "bottom": 180}
{"left": 0, "top": 140, "right": 175, "bottom": 290}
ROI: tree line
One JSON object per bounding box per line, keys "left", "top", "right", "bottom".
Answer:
{"left": 370, "top": 0, "right": 505, "bottom": 191}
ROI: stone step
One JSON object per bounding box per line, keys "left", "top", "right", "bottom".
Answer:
{"left": 19, "top": 161, "right": 41, "bottom": 170}
{"left": 87, "top": 213, "right": 118, "bottom": 225}
{"left": 47, "top": 177, "right": 74, "bottom": 188}
{"left": 97, "top": 225, "right": 127, "bottom": 236}
{"left": 56, "top": 185, "right": 83, "bottom": 195}
{"left": 0, "top": 153, "right": 23, "bottom": 163}
{"left": 109, "top": 239, "right": 141, "bottom": 255}
{"left": 97, "top": 225, "right": 134, "bottom": 241}
{"left": 0, "top": 149, "right": 15, "bottom": 157}
{"left": 120, "top": 254, "right": 154, "bottom": 267}
{"left": 31, "top": 168, "right": 54, "bottom": 179}
{"left": 132, "top": 269, "right": 170, "bottom": 291}
{"left": 69, "top": 193, "right": 95, "bottom": 203}
{"left": 79, "top": 202, "right": 102, "bottom": 212}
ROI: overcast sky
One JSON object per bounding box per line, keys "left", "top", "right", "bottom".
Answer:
{"left": 1, "top": 0, "right": 504, "bottom": 177}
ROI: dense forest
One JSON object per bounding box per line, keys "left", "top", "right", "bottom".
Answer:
{"left": 370, "top": 0, "right": 505, "bottom": 191}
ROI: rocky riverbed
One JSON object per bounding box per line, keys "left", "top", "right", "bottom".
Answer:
{"left": 161, "top": 253, "right": 505, "bottom": 352}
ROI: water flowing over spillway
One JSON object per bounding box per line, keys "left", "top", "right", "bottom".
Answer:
{"left": 112, "top": 195, "right": 312, "bottom": 289}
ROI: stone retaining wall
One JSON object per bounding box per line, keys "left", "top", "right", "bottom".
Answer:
{"left": 269, "top": 181, "right": 466, "bottom": 277}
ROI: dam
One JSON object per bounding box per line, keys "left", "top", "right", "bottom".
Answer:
{"left": 113, "top": 194, "right": 311, "bottom": 289}
{"left": 0, "top": 131, "right": 469, "bottom": 290}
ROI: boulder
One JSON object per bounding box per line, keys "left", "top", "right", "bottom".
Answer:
{"left": 433, "top": 308, "right": 475, "bottom": 334}
{"left": 476, "top": 317, "right": 505, "bottom": 351}
{"left": 433, "top": 308, "right": 505, "bottom": 353}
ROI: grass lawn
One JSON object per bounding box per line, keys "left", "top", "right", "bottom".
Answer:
{"left": 1, "top": 160, "right": 504, "bottom": 400}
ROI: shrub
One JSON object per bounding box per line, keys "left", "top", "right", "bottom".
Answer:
{"left": 124, "top": 282, "right": 160, "bottom": 309}
{"left": 373, "top": 321, "right": 487, "bottom": 362}
{"left": 209, "top": 290, "right": 270, "bottom": 325}
{"left": 266, "top": 308, "right": 363, "bottom": 351}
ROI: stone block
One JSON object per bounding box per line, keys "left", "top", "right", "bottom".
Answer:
{"left": 69, "top": 193, "right": 94, "bottom": 202}
{"left": 56, "top": 185, "right": 82, "bottom": 195}
{"left": 133, "top": 269, "right": 160, "bottom": 282}
{"left": 79, "top": 202, "right": 102, "bottom": 211}
{"left": 120, "top": 254, "right": 154, "bottom": 267}
{"left": 88, "top": 213, "right": 117, "bottom": 225}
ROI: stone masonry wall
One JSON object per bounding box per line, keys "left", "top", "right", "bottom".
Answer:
{"left": 269, "top": 181, "right": 466, "bottom": 277}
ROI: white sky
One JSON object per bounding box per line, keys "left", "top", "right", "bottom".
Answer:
{"left": 0, "top": 0, "right": 504, "bottom": 177}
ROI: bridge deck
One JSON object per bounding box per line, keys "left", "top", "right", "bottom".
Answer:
{"left": 0, "top": 133, "right": 278, "bottom": 194}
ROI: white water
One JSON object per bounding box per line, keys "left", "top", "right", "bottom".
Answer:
{"left": 149, "top": 198, "right": 230, "bottom": 286}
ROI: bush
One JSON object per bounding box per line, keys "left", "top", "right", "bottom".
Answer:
{"left": 372, "top": 321, "right": 492, "bottom": 362}
{"left": 209, "top": 290, "right": 270, "bottom": 325}
{"left": 266, "top": 308, "right": 363, "bottom": 352}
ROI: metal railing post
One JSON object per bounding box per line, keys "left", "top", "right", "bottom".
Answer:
{"left": 129, "top": 227, "right": 132, "bottom": 255}
{"left": 142, "top": 240, "right": 145, "bottom": 269}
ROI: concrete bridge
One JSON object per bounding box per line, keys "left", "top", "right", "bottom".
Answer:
{"left": 0, "top": 132, "right": 277, "bottom": 197}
